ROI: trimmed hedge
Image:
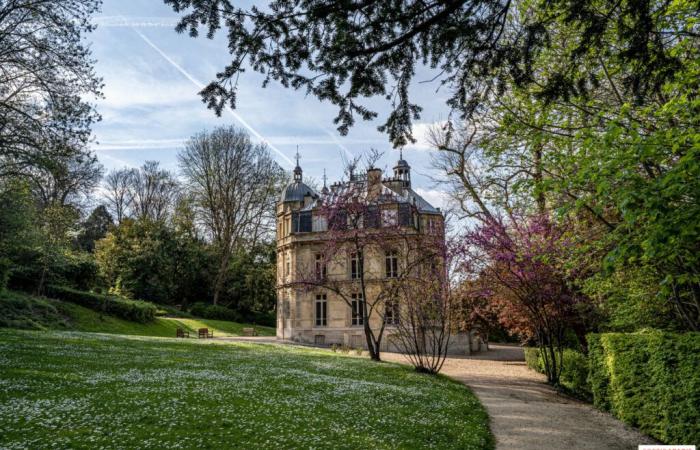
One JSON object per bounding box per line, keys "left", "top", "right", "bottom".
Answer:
{"left": 45, "top": 285, "right": 156, "bottom": 324}
{"left": 588, "top": 331, "right": 700, "bottom": 444}
{"left": 523, "top": 347, "right": 591, "bottom": 400}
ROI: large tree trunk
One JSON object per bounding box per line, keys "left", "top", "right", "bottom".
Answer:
{"left": 364, "top": 322, "right": 381, "bottom": 361}
{"left": 212, "top": 247, "right": 232, "bottom": 306}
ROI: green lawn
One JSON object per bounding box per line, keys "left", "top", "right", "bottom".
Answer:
{"left": 0, "top": 330, "right": 494, "bottom": 449}
{"left": 0, "top": 290, "right": 275, "bottom": 337}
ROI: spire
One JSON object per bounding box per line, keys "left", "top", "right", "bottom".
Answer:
{"left": 321, "top": 168, "right": 329, "bottom": 194}
{"left": 293, "top": 145, "right": 302, "bottom": 182}
{"left": 394, "top": 148, "right": 410, "bottom": 188}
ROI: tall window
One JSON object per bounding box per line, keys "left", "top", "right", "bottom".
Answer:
{"left": 315, "top": 253, "right": 327, "bottom": 280}
{"left": 398, "top": 203, "right": 412, "bottom": 227}
{"left": 366, "top": 206, "right": 380, "bottom": 228}
{"left": 315, "top": 294, "right": 327, "bottom": 327}
{"left": 351, "top": 293, "right": 364, "bottom": 326}
{"left": 350, "top": 251, "right": 362, "bottom": 279}
{"left": 292, "top": 211, "right": 312, "bottom": 233}
{"left": 385, "top": 250, "right": 398, "bottom": 278}
{"left": 284, "top": 253, "right": 290, "bottom": 277}
{"left": 312, "top": 215, "right": 328, "bottom": 232}
{"left": 384, "top": 300, "right": 399, "bottom": 325}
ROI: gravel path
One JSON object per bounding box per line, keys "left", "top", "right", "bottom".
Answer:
{"left": 381, "top": 344, "right": 657, "bottom": 450}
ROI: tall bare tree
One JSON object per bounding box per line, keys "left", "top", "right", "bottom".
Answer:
{"left": 130, "top": 161, "right": 179, "bottom": 222}
{"left": 179, "top": 126, "right": 285, "bottom": 305}
{"left": 103, "top": 162, "right": 178, "bottom": 224}
{"left": 104, "top": 168, "right": 135, "bottom": 224}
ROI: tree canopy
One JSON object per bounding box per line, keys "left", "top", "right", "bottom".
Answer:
{"left": 163, "top": 0, "right": 690, "bottom": 146}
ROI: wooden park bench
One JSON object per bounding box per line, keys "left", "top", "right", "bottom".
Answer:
{"left": 242, "top": 327, "right": 258, "bottom": 337}
{"left": 198, "top": 328, "right": 214, "bottom": 339}
{"left": 176, "top": 328, "right": 189, "bottom": 338}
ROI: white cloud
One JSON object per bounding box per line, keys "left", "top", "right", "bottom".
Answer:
{"left": 94, "top": 16, "right": 179, "bottom": 28}
{"left": 405, "top": 121, "right": 447, "bottom": 151}
{"left": 265, "top": 135, "right": 382, "bottom": 146}
{"left": 99, "top": 78, "right": 199, "bottom": 109}
{"left": 94, "top": 138, "right": 186, "bottom": 151}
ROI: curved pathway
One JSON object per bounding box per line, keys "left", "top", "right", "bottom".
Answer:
{"left": 382, "top": 344, "right": 656, "bottom": 450}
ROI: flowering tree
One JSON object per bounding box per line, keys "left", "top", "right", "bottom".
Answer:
{"left": 453, "top": 279, "right": 502, "bottom": 350}
{"left": 462, "top": 214, "right": 587, "bottom": 384}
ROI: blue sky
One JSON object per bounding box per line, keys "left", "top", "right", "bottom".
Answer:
{"left": 89, "top": 0, "right": 452, "bottom": 208}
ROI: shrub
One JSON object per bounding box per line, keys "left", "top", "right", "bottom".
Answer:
{"left": 523, "top": 347, "right": 591, "bottom": 400}
{"left": 45, "top": 285, "right": 156, "bottom": 323}
{"left": 190, "top": 302, "right": 242, "bottom": 322}
{"left": 0, "top": 290, "right": 68, "bottom": 330}
{"left": 588, "top": 331, "right": 700, "bottom": 444}
{"left": 524, "top": 347, "right": 543, "bottom": 372}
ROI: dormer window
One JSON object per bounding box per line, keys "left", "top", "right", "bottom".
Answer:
{"left": 382, "top": 208, "right": 398, "bottom": 227}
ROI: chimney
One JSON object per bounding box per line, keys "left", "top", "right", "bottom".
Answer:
{"left": 367, "top": 167, "right": 382, "bottom": 200}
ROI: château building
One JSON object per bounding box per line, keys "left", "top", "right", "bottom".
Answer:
{"left": 276, "top": 154, "right": 482, "bottom": 353}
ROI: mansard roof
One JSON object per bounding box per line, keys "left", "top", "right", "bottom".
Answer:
{"left": 298, "top": 177, "right": 440, "bottom": 214}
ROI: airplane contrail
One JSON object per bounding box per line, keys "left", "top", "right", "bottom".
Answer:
{"left": 131, "top": 27, "right": 295, "bottom": 168}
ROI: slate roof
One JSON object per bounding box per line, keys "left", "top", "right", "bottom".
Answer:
{"left": 280, "top": 181, "right": 317, "bottom": 203}
{"left": 296, "top": 178, "right": 440, "bottom": 214}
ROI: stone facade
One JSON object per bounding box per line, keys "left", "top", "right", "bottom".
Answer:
{"left": 276, "top": 155, "right": 481, "bottom": 354}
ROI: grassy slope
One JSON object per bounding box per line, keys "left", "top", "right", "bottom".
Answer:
{"left": 0, "top": 290, "right": 275, "bottom": 337}
{"left": 0, "top": 330, "right": 493, "bottom": 449}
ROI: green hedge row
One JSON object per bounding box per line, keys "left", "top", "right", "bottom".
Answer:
{"left": 46, "top": 285, "right": 156, "bottom": 323}
{"left": 523, "top": 347, "right": 591, "bottom": 400}
{"left": 588, "top": 331, "right": 700, "bottom": 444}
